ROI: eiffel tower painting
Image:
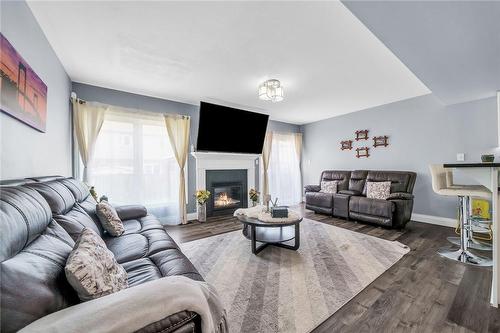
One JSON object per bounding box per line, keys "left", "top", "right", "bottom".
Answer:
{"left": 1, "top": 33, "right": 47, "bottom": 132}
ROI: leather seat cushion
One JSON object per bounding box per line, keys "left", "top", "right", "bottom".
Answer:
{"left": 349, "top": 196, "right": 395, "bottom": 218}
{"left": 122, "top": 215, "right": 164, "bottom": 234}
{"left": 104, "top": 229, "right": 180, "bottom": 264}
{"left": 124, "top": 248, "right": 203, "bottom": 287}
{"left": 305, "top": 192, "right": 333, "bottom": 208}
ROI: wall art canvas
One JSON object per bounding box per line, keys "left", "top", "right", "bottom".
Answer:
{"left": 1, "top": 33, "right": 47, "bottom": 132}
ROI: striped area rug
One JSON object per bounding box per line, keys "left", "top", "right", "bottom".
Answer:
{"left": 181, "top": 218, "right": 409, "bottom": 333}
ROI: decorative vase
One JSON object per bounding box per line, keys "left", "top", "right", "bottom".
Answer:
{"left": 252, "top": 200, "right": 258, "bottom": 207}
{"left": 198, "top": 203, "right": 207, "bottom": 222}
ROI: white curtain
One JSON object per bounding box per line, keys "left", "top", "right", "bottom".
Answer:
{"left": 268, "top": 132, "right": 303, "bottom": 206}
{"left": 164, "top": 114, "right": 190, "bottom": 225}
{"left": 89, "top": 107, "right": 181, "bottom": 224}
{"left": 72, "top": 99, "right": 107, "bottom": 182}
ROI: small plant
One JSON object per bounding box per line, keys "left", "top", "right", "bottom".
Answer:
{"left": 195, "top": 190, "right": 211, "bottom": 205}
{"left": 249, "top": 188, "right": 260, "bottom": 204}
{"left": 89, "top": 186, "right": 98, "bottom": 202}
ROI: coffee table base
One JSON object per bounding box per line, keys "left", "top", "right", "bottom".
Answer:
{"left": 245, "top": 224, "right": 300, "bottom": 255}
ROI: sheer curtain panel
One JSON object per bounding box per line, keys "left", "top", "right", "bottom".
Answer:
{"left": 89, "top": 107, "right": 181, "bottom": 224}
{"left": 164, "top": 114, "right": 191, "bottom": 225}
{"left": 268, "top": 132, "right": 303, "bottom": 206}
{"left": 72, "top": 99, "right": 107, "bottom": 182}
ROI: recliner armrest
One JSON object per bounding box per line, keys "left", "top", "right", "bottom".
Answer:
{"left": 304, "top": 185, "right": 320, "bottom": 193}
{"left": 338, "top": 190, "right": 361, "bottom": 196}
{"left": 19, "top": 276, "right": 226, "bottom": 333}
{"left": 387, "top": 192, "right": 414, "bottom": 200}
{"left": 115, "top": 204, "right": 148, "bottom": 220}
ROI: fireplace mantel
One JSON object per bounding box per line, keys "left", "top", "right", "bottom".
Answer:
{"left": 191, "top": 151, "right": 259, "bottom": 209}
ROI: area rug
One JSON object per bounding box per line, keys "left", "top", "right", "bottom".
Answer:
{"left": 181, "top": 218, "right": 410, "bottom": 333}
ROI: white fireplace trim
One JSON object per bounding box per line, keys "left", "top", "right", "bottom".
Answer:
{"left": 191, "top": 151, "right": 259, "bottom": 208}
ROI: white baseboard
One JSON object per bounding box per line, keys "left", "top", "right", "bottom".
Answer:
{"left": 411, "top": 213, "right": 456, "bottom": 228}
{"left": 187, "top": 212, "right": 197, "bottom": 221}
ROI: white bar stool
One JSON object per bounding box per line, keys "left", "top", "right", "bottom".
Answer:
{"left": 429, "top": 164, "right": 492, "bottom": 266}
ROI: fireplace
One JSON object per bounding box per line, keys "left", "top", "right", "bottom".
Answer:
{"left": 206, "top": 169, "right": 247, "bottom": 216}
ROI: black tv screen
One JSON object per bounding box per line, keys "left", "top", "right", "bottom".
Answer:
{"left": 196, "top": 102, "right": 269, "bottom": 154}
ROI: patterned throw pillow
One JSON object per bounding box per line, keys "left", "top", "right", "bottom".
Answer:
{"left": 320, "top": 181, "right": 338, "bottom": 194}
{"left": 366, "top": 181, "right": 391, "bottom": 200}
{"left": 96, "top": 200, "right": 125, "bottom": 236}
{"left": 65, "top": 228, "right": 128, "bottom": 301}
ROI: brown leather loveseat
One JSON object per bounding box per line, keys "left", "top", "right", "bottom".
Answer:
{"left": 305, "top": 170, "right": 416, "bottom": 228}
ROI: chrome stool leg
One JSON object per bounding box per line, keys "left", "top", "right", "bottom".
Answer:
{"left": 438, "top": 196, "right": 492, "bottom": 266}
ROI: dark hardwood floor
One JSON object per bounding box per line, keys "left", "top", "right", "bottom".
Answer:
{"left": 166, "top": 206, "right": 500, "bottom": 332}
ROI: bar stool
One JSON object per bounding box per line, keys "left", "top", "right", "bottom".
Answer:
{"left": 441, "top": 166, "right": 492, "bottom": 251}
{"left": 429, "top": 164, "right": 492, "bottom": 266}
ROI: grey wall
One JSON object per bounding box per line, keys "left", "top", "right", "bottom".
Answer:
{"left": 0, "top": 1, "right": 72, "bottom": 179}
{"left": 72, "top": 82, "right": 300, "bottom": 213}
{"left": 301, "top": 94, "right": 497, "bottom": 219}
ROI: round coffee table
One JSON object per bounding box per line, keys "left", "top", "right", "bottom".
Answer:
{"left": 236, "top": 214, "right": 303, "bottom": 255}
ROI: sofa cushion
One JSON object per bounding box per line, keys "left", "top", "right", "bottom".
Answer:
{"left": 349, "top": 196, "right": 395, "bottom": 218}
{"left": 104, "top": 229, "right": 180, "bottom": 264}
{"left": 1, "top": 187, "right": 79, "bottom": 333}
{"left": 123, "top": 250, "right": 203, "bottom": 287}
{"left": 305, "top": 192, "right": 333, "bottom": 208}
{"left": 122, "top": 215, "right": 164, "bottom": 234}
{"left": 349, "top": 170, "right": 368, "bottom": 193}
{"left": 25, "top": 181, "right": 103, "bottom": 239}
{"left": 96, "top": 201, "right": 125, "bottom": 236}
{"left": 364, "top": 171, "right": 416, "bottom": 194}
{"left": 65, "top": 228, "right": 128, "bottom": 301}
{"left": 320, "top": 170, "right": 350, "bottom": 192}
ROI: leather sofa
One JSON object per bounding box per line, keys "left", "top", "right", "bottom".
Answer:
{"left": 0, "top": 176, "right": 204, "bottom": 333}
{"left": 305, "top": 170, "right": 416, "bottom": 228}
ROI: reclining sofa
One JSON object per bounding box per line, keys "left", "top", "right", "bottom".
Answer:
{"left": 305, "top": 170, "right": 416, "bottom": 228}
{"left": 1, "top": 176, "right": 206, "bottom": 333}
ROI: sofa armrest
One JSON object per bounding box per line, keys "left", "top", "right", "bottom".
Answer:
{"left": 19, "top": 277, "right": 225, "bottom": 333}
{"left": 338, "top": 190, "right": 361, "bottom": 196}
{"left": 387, "top": 192, "right": 414, "bottom": 200}
{"left": 115, "top": 204, "right": 148, "bottom": 220}
{"left": 304, "top": 185, "right": 320, "bottom": 193}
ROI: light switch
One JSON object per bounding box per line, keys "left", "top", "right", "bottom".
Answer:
{"left": 456, "top": 153, "right": 465, "bottom": 162}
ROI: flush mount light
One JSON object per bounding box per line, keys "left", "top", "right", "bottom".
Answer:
{"left": 258, "top": 79, "right": 284, "bottom": 102}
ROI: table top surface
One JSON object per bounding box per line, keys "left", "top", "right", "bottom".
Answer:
{"left": 235, "top": 213, "right": 303, "bottom": 227}
{"left": 443, "top": 163, "right": 500, "bottom": 168}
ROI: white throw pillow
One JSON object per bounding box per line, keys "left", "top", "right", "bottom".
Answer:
{"left": 366, "top": 181, "right": 391, "bottom": 200}
{"left": 320, "top": 181, "right": 338, "bottom": 194}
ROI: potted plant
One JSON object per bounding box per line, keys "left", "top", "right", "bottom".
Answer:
{"left": 249, "top": 188, "right": 260, "bottom": 207}
{"left": 195, "top": 190, "right": 211, "bottom": 222}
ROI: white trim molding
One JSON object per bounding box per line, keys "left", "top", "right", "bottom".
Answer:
{"left": 411, "top": 213, "right": 456, "bottom": 228}
{"left": 191, "top": 151, "right": 260, "bottom": 209}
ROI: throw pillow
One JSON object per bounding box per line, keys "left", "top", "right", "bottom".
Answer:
{"left": 96, "top": 200, "right": 125, "bottom": 236}
{"left": 320, "top": 180, "right": 338, "bottom": 194}
{"left": 366, "top": 181, "right": 391, "bottom": 200}
{"left": 65, "top": 228, "right": 128, "bottom": 301}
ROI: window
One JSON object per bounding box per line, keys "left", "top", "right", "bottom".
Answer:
{"left": 90, "top": 109, "right": 180, "bottom": 224}
{"left": 268, "top": 132, "right": 302, "bottom": 206}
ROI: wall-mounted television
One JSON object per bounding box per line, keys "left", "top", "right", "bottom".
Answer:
{"left": 196, "top": 102, "right": 269, "bottom": 154}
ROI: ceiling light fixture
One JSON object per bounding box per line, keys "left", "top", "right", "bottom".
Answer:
{"left": 259, "top": 79, "right": 284, "bottom": 102}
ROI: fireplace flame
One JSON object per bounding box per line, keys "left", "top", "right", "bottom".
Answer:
{"left": 215, "top": 192, "right": 239, "bottom": 207}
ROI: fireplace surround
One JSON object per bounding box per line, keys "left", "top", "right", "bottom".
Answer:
{"left": 206, "top": 169, "right": 247, "bottom": 216}
{"left": 191, "top": 151, "right": 259, "bottom": 218}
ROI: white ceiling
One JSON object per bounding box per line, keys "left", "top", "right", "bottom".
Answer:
{"left": 28, "top": 1, "right": 430, "bottom": 125}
